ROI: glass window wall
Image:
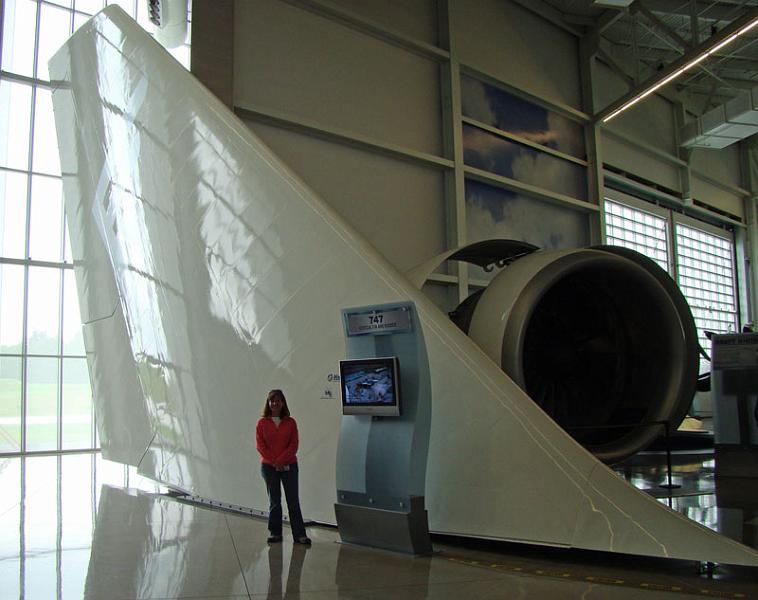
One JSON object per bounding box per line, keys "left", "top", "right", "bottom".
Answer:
{"left": 0, "top": 0, "right": 191, "bottom": 455}
{"left": 604, "top": 195, "right": 740, "bottom": 375}
{"left": 604, "top": 198, "right": 670, "bottom": 271}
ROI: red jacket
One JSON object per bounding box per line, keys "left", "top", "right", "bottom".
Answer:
{"left": 256, "top": 416, "right": 299, "bottom": 467}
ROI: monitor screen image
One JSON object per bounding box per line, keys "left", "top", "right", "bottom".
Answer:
{"left": 339, "top": 356, "right": 401, "bottom": 416}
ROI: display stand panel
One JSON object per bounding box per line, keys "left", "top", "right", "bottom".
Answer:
{"left": 335, "top": 302, "right": 432, "bottom": 555}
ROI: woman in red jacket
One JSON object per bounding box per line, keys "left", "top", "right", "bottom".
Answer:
{"left": 256, "top": 389, "right": 311, "bottom": 544}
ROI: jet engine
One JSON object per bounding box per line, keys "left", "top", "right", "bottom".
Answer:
{"left": 414, "top": 241, "right": 699, "bottom": 464}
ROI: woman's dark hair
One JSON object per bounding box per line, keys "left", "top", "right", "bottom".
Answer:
{"left": 263, "top": 389, "right": 290, "bottom": 417}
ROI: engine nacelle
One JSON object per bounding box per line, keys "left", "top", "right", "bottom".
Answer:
{"left": 414, "top": 241, "right": 699, "bottom": 464}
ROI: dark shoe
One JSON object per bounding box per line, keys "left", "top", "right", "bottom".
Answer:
{"left": 294, "top": 536, "right": 311, "bottom": 545}
{"left": 267, "top": 535, "right": 283, "bottom": 543}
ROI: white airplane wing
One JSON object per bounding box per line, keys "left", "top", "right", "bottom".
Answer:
{"left": 49, "top": 6, "right": 758, "bottom": 565}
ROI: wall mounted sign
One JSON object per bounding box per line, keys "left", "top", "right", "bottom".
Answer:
{"left": 345, "top": 305, "right": 412, "bottom": 336}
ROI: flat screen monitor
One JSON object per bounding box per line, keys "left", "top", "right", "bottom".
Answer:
{"left": 339, "top": 356, "right": 401, "bottom": 416}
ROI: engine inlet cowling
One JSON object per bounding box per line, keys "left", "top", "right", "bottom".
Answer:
{"left": 442, "top": 242, "right": 699, "bottom": 464}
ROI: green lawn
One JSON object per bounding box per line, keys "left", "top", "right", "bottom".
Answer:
{"left": 0, "top": 424, "right": 20, "bottom": 452}
{"left": 0, "top": 379, "right": 91, "bottom": 418}
{"left": 0, "top": 377, "right": 94, "bottom": 450}
{"left": 0, "top": 421, "right": 94, "bottom": 452}
{"left": 0, "top": 378, "right": 20, "bottom": 417}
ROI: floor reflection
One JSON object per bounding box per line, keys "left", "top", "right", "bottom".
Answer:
{"left": 264, "top": 539, "right": 309, "bottom": 598}
{"left": 615, "top": 450, "right": 758, "bottom": 550}
{"left": 85, "top": 485, "right": 252, "bottom": 598}
{"left": 0, "top": 453, "right": 162, "bottom": 600}
{"left": 1, "top": 451, "right": 757, "bottom": 599}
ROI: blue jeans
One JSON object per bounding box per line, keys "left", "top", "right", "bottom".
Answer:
{"left": 261, "top": 462, "right": 307, "bottom": 538}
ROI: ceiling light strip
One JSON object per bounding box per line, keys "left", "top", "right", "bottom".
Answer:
{"left": 601, "top": 15, "right": 758, "bottom": 123}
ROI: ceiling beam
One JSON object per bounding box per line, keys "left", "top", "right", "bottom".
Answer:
{"left": 676, "top": 82, "right": 743, "bottom": 97}
{"left": 708, "top": 55, "right": 758, "bottom": 70}
{"left": 642, "top": 0, "right": 758, "bottom": 22}
{"left": 631, "top": 13, "right": 732, "bottom": 89}
{"left": 594, "top": 8, "right": 627, "bottom": 35}
{"left": 689, "top": 0, "right": 699, "bottom": 45}
{"left": 607, "top": 36, "right": 758, "bottom": 68}
{"left": 596, "top": 36, "right": 686, "bottom": 106}
{"left": 508, "top": 0, "right": 582, "bottom": 37}
{"left": 683, "top": 70, "right": 758, "bottom": 89}
{"left": 637, "top": 57, "right": 743, "bottom": 90}
{"left": 596, "top": 7, "right": 758, "bottom": 121}
{"left": 598, "top": 45, "right": 634, "bottom": 82}
{"left": 606, "top": 36, "right": 688, "bottom": 54}
{"left": 633, "top": 0, "right": 691, "bottom": 50}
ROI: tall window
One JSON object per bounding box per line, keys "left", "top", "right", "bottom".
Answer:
{"left": 675, "top": 222, "right": 738, "bottom": 368}
{"left": 0, "top": 1, "right": 190, "bottom": 455}
{"left": 604, "top": 195, "right": 739, "bottom": 373}
{"left": 604, "top": 198, "right": 669, "bottom": 271}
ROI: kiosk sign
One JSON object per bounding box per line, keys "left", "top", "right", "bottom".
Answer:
{"left": 345, "top": 306, "right": 412, "bottom": 336}
{"left": 712, "top": 333, "right": 758, "bottom": 369}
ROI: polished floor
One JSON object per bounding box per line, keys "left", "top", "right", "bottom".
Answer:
{"left": 1, "top": 451, "right": 758, "bottom": 599}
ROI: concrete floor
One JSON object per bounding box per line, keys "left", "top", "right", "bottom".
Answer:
{"left": 1, "top": 451, "right": 757, "bottom": 599}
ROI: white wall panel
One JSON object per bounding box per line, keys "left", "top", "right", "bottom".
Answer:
{"left": 421, "top": 281, "right": 458, "bottom": 314}
{"left": 234, "top": 0, "right": 442, "bottom": 155}
{"left": 327, "top": 0, "right": 439, "bottom": 45}
{"left": 691, "top": 144, "right": 742, "bottom": 190}
{"left": 602, "top": 132, "right": 681, "bottom": 193}
{"left": 691, "top": 176, "right": 745, "bottom": 219}
{"left": 607, "top": 96, "right": 676, "bottom": 156}
{"left": 451, "top": 0, "right": 581, "bottom": 109}
{"left": 247, "top": 122, "right": 447, "bottom": 272}
{"left": 594, "top": 61, "right": 628, "bottom": 113}
{"left": 597, "top": 65, "right": 677, "bottom": 155}
{"left": 597, "top": 63, "right": 746, "bottom": 219}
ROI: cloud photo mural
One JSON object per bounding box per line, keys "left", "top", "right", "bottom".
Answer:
{"left": 464, "top": 180, "right": 590, "bottom": 280}
{"left": 460, "top": 76, "right": 590, "bottom": 281}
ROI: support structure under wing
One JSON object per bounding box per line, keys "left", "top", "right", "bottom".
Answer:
{"left": 49, "top": 6, "right": 758, "bottom": 566}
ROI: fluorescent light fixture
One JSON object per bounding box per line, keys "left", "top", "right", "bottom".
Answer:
{"left": 602, "top": 16, "right": 758, "bottom": 123}
{"left": 593, "top": 0, "right": 634, "bottom": 6}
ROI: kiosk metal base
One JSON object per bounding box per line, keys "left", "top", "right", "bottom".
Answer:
{"left": 335, "top": 497, "right": 432, "bottom": 555}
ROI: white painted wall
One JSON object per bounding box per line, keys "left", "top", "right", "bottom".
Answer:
{"left": 594, "top": 62, "right": 746, "bottom": 218}
{"left": 691, "top": 176, "right": 745, "bottom": 218}
{"left": 234, "top": 0, "right": 442, "bottom": 156}
{"left": 231, "top": 0, "right": 749, "bottom": 299}
{"left": 328, "top": 0, "right": 439, "bottom": 44}
{"left": 607, "top": 98, "right": 677, "bottom": 157}
{"left": 691, "top": 144, "right": 742, "bottom": 189}
{"left": 451, "top": 0, "right": 581, "bottom": 109}
{"left": 247, "top": 122, "right": 447, "bottom": 273}
{"left": 602, "top": 133, "right": 681, "bottom": 192}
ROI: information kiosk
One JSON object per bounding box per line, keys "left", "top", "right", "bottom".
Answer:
{"left": 712, "top": 332, "right": 758, "bottom": 478}
{"left": 334, "top": 302, "right": 432, "bottom": 554}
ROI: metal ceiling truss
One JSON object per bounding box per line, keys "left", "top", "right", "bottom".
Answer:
{"left": 528, "top": 0, "right": 758, "bottom": 123}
